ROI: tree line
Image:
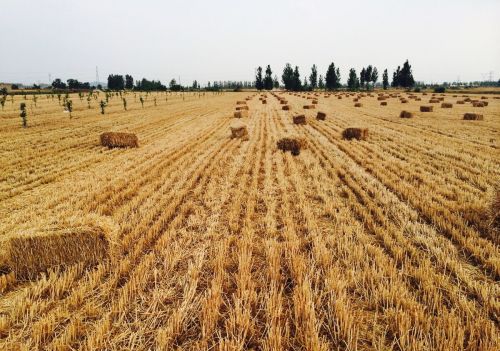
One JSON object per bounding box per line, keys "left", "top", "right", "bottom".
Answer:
{"left": 254, "top": 60, "right": 416, "bottom": 91}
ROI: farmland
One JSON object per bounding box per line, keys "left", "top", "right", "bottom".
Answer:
{"left": 0, "top": 90, "right": 499, "bottom": 350}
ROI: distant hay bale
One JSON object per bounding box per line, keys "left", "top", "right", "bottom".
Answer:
{"left": 400, "top": 99, "right": 408, "bottom": 103}
{"left": 472, "top": 102, "right": 485, "bottom": 107}
{"left": 377, "top": 97, "right": 386, "bottom": 101}
{"left": 236, "top": 105, "right": 249, "bottom": 111}
{"left": 0, "top": 216, "right": 117, "bottom": 281}
{"left": 277, "top": 136, "right": 306, "bottom": 156}
{"left": 312, "top": 100, "right": 318, "bottom": 104}
{"left": 293, "top": 114, "right": 306, "bottom": 124}
{"left": 353, "top": 98, "right": 359, "bottom": 102}
{"left": 282, "top": 105, "right": 290, "bottom": 111}
{"left": 303, "top": 105, "right": 315, "bottom": 109}
{"left": 380, "top": 101, "right": 387, "bottom": 106}
{"left": 354, "top": 103, "right": 362, "bottom": 107}
{"left": 338, "top": 96, "right": 342, "bottom": 99}
{"left": 100, "top": 132, "right": 139, "bottom": 148}
{"left": 234, "top": 110, "right": 248, "bottom": 118}
{"left": 280, "top": 100, "right": 288, "bottom": 104}
{"left": 429, "top": 99, "right": 440, "bottom": 103}
{"left": 230, "top": 121, "right": 249, "bottom": 140}
{"left": 481, "top": 96, "right": 488, "bottom": 100}
{"left": 400, "top": 111, "right": 413, "bottom": 118}
{"left": 420, "top": 106, "right": 433, "bottom": 112}
{"left": 262, "top": 99, "right": 267, "bottom": 104}
{"left": 316, "top": 111, "right": 326, "bottom": 120}
{"left": 463, "top": 113, "right": 483, "bottom": 120}
{"left": 342, "top": 128, "right": 368, "bottom": 140}
{"left": 457, "top": 100, "right": 465, "bottom": 104}
{"left": 441, "top": 102, "right": 453, "bottom": 108}
{"left": 236, "top": 101, "right": 246, "bottom": 105}
{"left": 482, "top": 101, "right": 489, "bottom": 106}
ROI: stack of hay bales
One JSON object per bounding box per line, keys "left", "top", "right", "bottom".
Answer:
{"left": 277, "top": 136, "right": 307, "bottom": 156}
{"left": 0, "top": 215, "right": 117, "bottom": 281}
{"left": 420, "top": 106, "right": 433, "bottom": 112}
{"left": 316, "top": 111, "right": 326, "bottom": 120}
{"left": 100, "top": 132, "right": 139, "bottom": 148}
{"left": 230, "top": 121, "right": 249, "bottom": 140}
{"left": 400, "top": 111, "right": 413, "bottom": 118}
{"left": 293, "top": 114, "right": 306, "bottom": 124}
{"left": 342, "top": 128, "right": 368, "bottom": 140}
{"left": 463, "top": 113, "right": 483, "bottom": 120}
{"left": 441, "top": 102, "right": 453, "bottom": 108}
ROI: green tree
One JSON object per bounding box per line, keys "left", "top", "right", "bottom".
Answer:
{"left": 360, "top": 68, "right": 366, "bottom": 89}
{"left": 325, "top": 63, "right": 341, "bottom": 90}
{"left": 281, "top": 63, "right": 294, "bottom": 90}
{"left": 66, "top": 100, "right": 73, "bottom": 118}
{"left": 382, "top": 69, "right": 389, "bottom": 90}
{"left": 371, "top": 67, "right": 378, "bottom": 89}
{"left": 0, "top": 96, "right": 6, "bottom": 110}
{"left": 107, "top": 74, "right": 125, "bottom": 90}
{"left": 20, "top": 103, "right": 27, "bottom": 127}
{"left": 347, "top": 68, "right": 359, "bottom": 91}
{"left": 273, "top": 75, "right": 279, "bottom": 89}
{"left": 318, "top": 75, "right": 325, "bottom": 90}
{"left": 100, "top": 100, "right": 106, "bottom": 114}
{"left": 125, "top": 75, "right": 134, "bottom": 90}
{"left": 264, "top": 65, "right": 273, "bottom": 90}
{"left": 255, "top": 67, "right": 264, "bottom": 90}
{"left": 293, "top": 66, "right": 302, "bottom": 91}
{"left": 309, "top": 64, "right": 318, "bottom": 89}
{"left": 399, "top": 60, "right": 415, "bottom": 88}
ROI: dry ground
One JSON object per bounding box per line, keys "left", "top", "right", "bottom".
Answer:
{"left": 0, "top": 90, "right": 499, "bottom": 350}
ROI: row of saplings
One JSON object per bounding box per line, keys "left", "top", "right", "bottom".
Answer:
{"left": 230, "top": 93, "right": 367, "bottom": 156}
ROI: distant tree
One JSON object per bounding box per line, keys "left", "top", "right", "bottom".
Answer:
{"left": 255, "top": 66, "right": 264, "bottom": 90}
{"left": 169, "top": 79, "right": 182, "bottom": 91}
{"left": 293, "top": 66, "right": 302, "bottom": 91}
{"left": 360, "top": 68, "right": 366, "bottom": 89}
{"left": 325, "top": 63, "right": 341, "bottom": 90}
{"left": 303, "top": 76, "right": 309, "bottom": 91}
{"left": 0, "top": 96, "right": 6, "bottom": 110}
{"left": 281, "top": 63, "right": 294, "bottom": 90}
{"left": 318, "top": 75, "right": 325, "bottom": 90}
{"left": 11, "top": 84, "right": 19, "bottom": 90}
{"left": 382, "top": 69, "right": 389, "bottom": 90}
{"left": 52, "top": 78, "right": 67, "bottom": 89}
{"left": 20, "top": 102, "right": 27, "bottom": 127}
{"left": 32, "top": 84, "right": 40, "bottom": 89}
{"left": 192, "top": 80, "right": 199, "bottom": 90}
{"left": 107, "top": 75, "right": 125, "bottom": 90}
{"left": 371, "top": 67, "right": 378, "bottom": 89}
{"left": 309, "top": 64, "right": 318, "bottom": 89}
{"left": 125, "top": 75, "right": 134, "bottom": 90}
{"left": 399, "top": 60, "right": 415, "bottom": 88}
{"left": 0, "top": 87, "right": 7, "bottom": 95}
{"left": 263, "top": 65, "right": 273, "bottom": 90}
{"left": 273, "top": 75, "right": 279, "bottom": 89}
{"left": 347, "top": 68, "right": 359, "bottom": 91}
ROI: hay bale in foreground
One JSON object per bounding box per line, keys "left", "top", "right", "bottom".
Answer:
{"left": 100, "top": 132, "right": 139, "bottom": 148}
{"left": 400, "top": 111, "right": 413, "bottom": 118}
{"left": 441, "top": 103, "right": 453, "bottom": 108}
{"left": 230, "top": 121, "right": 249, "bottom": 140}
{"left": 277, "top": 137, "right": 306, "bottom": 156}
{"left": 316, "top": 111, "right": 326, "bottom": 120}
{"left": 293, "top": 114, "right": 306, "bottom": 125}
{"left": 463, "top": 113, "right": 483, "bottom": 120}
{"left": 342, "top": 128, "right": 368, "bottom": 140}
{"left": 0, "top": 217, "right": 116, "bottom": 280}
{"left": 420, "top": 106, "right": 433, "bottom": 112}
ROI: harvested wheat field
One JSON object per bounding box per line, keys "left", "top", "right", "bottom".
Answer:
{"left": 0, "top": 90, "right": 499, "bottom": 350}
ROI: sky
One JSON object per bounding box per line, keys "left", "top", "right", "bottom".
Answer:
{"left": 1, "top": 0, "right": 499, "bottom": 86}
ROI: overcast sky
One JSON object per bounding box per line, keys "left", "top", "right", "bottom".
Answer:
{"left": 1, "top": 0, "right": 499, "bottom": 86}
